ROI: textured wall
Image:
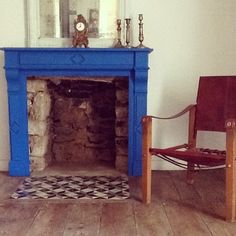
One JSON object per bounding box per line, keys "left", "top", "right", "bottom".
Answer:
{"left": 27, "top": 77, "right": 128, "bottom": 173}
{"left": 0, "top": 0, "right": 26, "bottom": 170}
{"left": 1, "top": 1, "right": 236, "bottom": 170}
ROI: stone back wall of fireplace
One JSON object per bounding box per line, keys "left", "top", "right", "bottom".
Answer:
{"left": 27, "top": 77, "right": 128, "bottom": 173}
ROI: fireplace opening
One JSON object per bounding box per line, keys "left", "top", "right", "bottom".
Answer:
{"left": 27, "top": 77, "right": 128, "bottom": 174}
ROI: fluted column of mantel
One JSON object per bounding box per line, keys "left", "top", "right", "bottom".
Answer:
{"left": 129, "top": 68, "right": 148, "bottom": 175}
{"left": 6, "top": 69, "right": 30, "bottom": 176}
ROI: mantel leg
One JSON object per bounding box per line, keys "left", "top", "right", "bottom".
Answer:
{"left": 128, "top": 70, "right": 148, "bottom": 176}
{"left": 7, "top": 72, "right": 30, "bottom": 176}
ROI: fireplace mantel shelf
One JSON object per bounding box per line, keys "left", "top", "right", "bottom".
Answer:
{"left": 1, "top": 47, "right": 152, "bottom": 176}
{"left": 3, "top": 47, "right": 152, "bottom": 70}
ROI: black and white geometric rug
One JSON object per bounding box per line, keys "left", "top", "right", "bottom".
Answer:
{"left": 11, "top": 176, "right": 130, "bottom": 200}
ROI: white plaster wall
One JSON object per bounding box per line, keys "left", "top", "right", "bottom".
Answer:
{"left": 0, "top": 0, "right": 236, "bottom": 171}
{"left": 0, "top": 0, "right": 26, "bottom": 170}
{"left": 128, "top": 0, "right": 236, "bottom": 169}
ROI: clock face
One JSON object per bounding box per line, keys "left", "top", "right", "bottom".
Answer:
{"left": 76, "top": 22, "right": 85, "bottom": 31}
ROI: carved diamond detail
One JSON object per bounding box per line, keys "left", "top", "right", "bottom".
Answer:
{"left": 11, "top": 121, "right": 20, "bottom": 134}
{"left": 70, "top": 55, "right": 85, "bottom": 64}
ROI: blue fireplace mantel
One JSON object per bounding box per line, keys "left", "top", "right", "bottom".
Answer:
{"left": 1, "top": 47, "right": 152, "bottom": 176}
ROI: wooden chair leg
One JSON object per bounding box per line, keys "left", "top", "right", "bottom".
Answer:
{"left": 186, "top": 162, "right": 195, "bottom": 184}
{"left": 142, "top": 116, "right": 152, "bottom": 204}
{"left": 187, "top": 105, "right": 196, "bottom": 185}
{"left": 225, "top": 119, "right": 236, "bottom": 222}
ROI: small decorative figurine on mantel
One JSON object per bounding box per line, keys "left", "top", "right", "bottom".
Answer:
{"left": 114, "top": 14, "right": 148, "bottom": 48}
{"left": 125, "top": 18, "right": 132, "bottom": 48}
{"left": 136, "top": 14, "right": 146, "bottom": 48}
{"left": 114, "top": 19, "right": 124, "bottom": 48}
{"left": 72, "top": 14, "right": 89, "bottom": 48}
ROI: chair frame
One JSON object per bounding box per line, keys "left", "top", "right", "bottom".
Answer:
{"left": 142, "top": 105, "right": 236, "bottom": 222}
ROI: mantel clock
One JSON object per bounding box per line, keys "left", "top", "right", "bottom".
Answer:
{"left": 72, "top": 14, "right": 89, "bottom": 48}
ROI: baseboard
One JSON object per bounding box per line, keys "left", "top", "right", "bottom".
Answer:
{"left": 152, "top": 159, "right": 182, "bottom": 170}
{"left": 0, "top": 159, "right": 9, "bottom": 171}
{"left": 1, "top": 158, "right": 182, "bottom": 172}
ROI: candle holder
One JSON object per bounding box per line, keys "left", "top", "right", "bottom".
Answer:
{"left": 125, "top": 18, "right": 132, "bottom": 48}
{"left": 114, "top": 19, "right": 124, "bottom": 48}
{"left": 136, "top": 14, "right": 146, "bottom": 48}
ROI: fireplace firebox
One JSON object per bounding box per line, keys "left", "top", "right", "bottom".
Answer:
{"left": 1, "top": 48, "right": 152, "bottom": 176}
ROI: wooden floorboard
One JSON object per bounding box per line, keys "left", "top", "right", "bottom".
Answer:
{"left": 164, "top": 199, "right": 213, "bottom": 236}
{"left": 188, "top": 198, "right": 232, "bottom": 236}
{"left": 194, "top": 169, "right": 225, "bottom": 203}
{"left": 25, "top": 203, "right": 73, "bottom": 236}
{"left": 169, "top": 170, "right": 202, "bottom": 201}
{"left": 99, "top": 202, "right": 136, "bottom": 236}
{"left": 151, "top": 171, "right": 181, "bottom": 202}
{"left": 1, "top": 169, "right": 236, "bottom": 235}
{"left": 0, "top": 202, "right": 41, "bottom": 236}
{"left": 0, "top": 172, "right": 23, "bottom": 201}
{"left": 63, "top": 202, "right": 102, "bottom": 236}
{"left": 134, "top": 201, "right": 173, "bottom": 236}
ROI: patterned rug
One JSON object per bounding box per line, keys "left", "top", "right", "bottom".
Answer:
{"left": 11, "top": 175, "right": 130, "bottom": 200}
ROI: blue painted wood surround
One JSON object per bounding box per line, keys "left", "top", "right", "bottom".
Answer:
{"left": 1, "top": 48, "right": 152, "bottom": 176}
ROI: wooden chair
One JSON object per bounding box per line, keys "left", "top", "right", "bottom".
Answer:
{"left": 142, "top": 76, "right": 236, "bottom": 222}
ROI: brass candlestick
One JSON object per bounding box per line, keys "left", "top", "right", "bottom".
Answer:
{"left": 137, "top": 14, "right": 146, "bottom": 48}
{"left": 114, "top": 19, "right": 124, "bottom": 48}
{"left": 125, "top": 18, "right": 132, "bottom": 48}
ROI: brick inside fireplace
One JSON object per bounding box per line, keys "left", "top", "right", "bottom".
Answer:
{"left": 27, "top": 77, "right": 128, "bottom": 173}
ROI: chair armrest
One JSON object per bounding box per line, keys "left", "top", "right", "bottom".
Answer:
{"left": 141, "top": 104, "right": 197, "bottom": 149}
{"left": 146, "top": 104, "right": 196, "bottom": 120}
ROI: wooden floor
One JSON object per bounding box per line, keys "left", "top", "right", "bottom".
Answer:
{"left": 1, "top": 169, "right": 236, "bottom": 236}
